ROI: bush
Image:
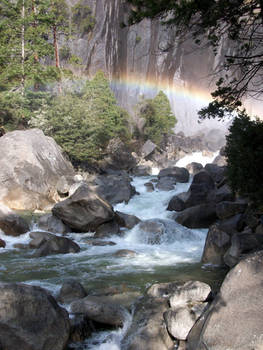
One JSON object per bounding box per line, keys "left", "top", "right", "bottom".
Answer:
{"left": 138, "top": 91, "right": 176, "bottom": 144}
{"left": 225, "top": 112, "right": 263, "bottom": 204}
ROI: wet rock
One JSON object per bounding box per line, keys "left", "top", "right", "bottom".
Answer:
{"left": 69, "top": 315, "right": 92, "bottom": 343}
{"left": 158, "top": 167, "right": 189, "bottom": 183}
{"left": 52, "top": 184, "right": 115, "bottom": 232}
{"left": 0, "top": 129, "right": 74, "bottom": 210}
{"left": 33, "top": 236, "right": 80, "bottom": 257}
{"left": 94, "top": 220, "right": 120, "bottom": 238}
{"left": 138, "top": 219, "right": 165, "bottom": 244}
{"left": 216, "top": 201, "right": 248, "bottom": 220}
{"left": 0, "top": 283, "right": 70, "bottom": 350}
{"left": 201, "top": 224, "right": 230, "bottom": 266}
{"left": 114, "top": 249, "right": 137, "bottom": 257}
{"left": 156, "top": 177, "right": 176, "bottom": 191}
{"left": 58, "top": 280, "right": 87, "bottom": 304}
{"left": 70, "top": 296, "right": 127, "bottom": 327}
{"left": 175, "top": 204, "right": 217, "bottom": 228}
{"left": 147, "top": 282, "right": 182, "bottom": 298}
{"left": 167, "top": 195, "right": 185, "bottom": 212}
{"left": 116, "top": 211, "right": 141, "bottom": 229}
{"left": 29, "top": 231, "right": 54, "bottom": 248}
{"left": 126, "top": 297, "right": 174, "bottom": 350}
{"left": 13, "top": 243, "right": 29, "bottom": 249}
{"left": 0, "top": 204, "right": 29, "bottom": 237}
{"left": 186, "top": 162, "right": 203, "bottom": 175}
{"left": 164, "top": 303, "right": 208, "bottom": 340}
{"left": 144, "top": 182, "right": 154, "bottom": 192}
{"left": 132, "top": 164, "right": 152, "bottom": 176}
{"left": 85, "top": 239, "right": 116, "bottom": 246}
{"left": 38, "top": 213, "right": 71, "bottom": 235}
{"left": 192, "top": 251, "right": 263, "bottom": 350}
{"left": 169, "top": 281, "right": 211, "bottom": 308}
{"left": 0, "top": 238, "right": 6, "bottom": 248}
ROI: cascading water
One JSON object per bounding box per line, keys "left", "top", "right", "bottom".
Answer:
{"left": 0, "top": 152, "right": 222, "bottom": 349}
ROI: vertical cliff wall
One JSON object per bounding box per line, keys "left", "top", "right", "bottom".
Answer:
{"left": 66, "top": 0, "right": 230, "bottom": 134}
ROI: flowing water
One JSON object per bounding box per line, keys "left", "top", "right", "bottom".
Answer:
{"left": 0, "top": 152, "right": 225, "bottom": 349}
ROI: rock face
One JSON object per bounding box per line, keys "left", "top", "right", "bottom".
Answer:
{"left": 188, "top": 251, "right": 263, "bottom": 350}
{"left": 52, "top": 184, "right": 115, "bottom": 232}
{"left": 0, "top": 204, "right": 29, "bottom": 237}
{"left": 0, "top": 283, "right": 70, "bottom": 350}
{"left": 0, "top": 129, "right": 74, "bottom": 210}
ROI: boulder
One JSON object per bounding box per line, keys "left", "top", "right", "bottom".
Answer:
{"left": 169, "top": 281, "right": 211, "bottom": 308}
{"left": 116, "top": 211, "right": 141, "bottom": 229}
{"left": 58, "top": 280, "right": 87, "bottom": 304}
{"left": 191, "top": 251, "right": 263, "bottom": 350}
{"left": 52, "top": 184, "right": 115, "bottom": 232}
{"left": 103, "top": 138, "right": 137, "bottom": 171}
{"left": 126, "top": 297, "right": 174, "bottom": 350}
{"left": 167, "top": 195, "right": 185, "bottom": 212}
{"left": 183, "top": 171, "right": 215, "bottom": 208}
{"left": 0, "top": 283, "right": 70, "bottom": 350}
{"left": 175, "top": 204, "right": 217, "bottom": 228}
{"left": 69, "top": 315, "right": 92, "bottom": 343}
{"left": 132, "top": 163, "right": 152, "bottom": 176}
{"left": 95, "top": 174, "right": 136, "bottom": 205}
{"left": 204, "top": 164, "right": 226, "bottom": 183}
{"left": 216, "top": 201, "right": 248, "bottom": 220}
{"left": 201, "top": 224, "right": 231, "bottom": 266}
{"left": 218, "top": 213, "right": 244, "bottom": 234}
{"left": 138, "top": 219, "right": 165, "bottom": 244}
{"left": 114, "top": 249, "right": 137, "bottom": 257}
{"left": 70, "top": 296, "right": 127, "bottom": 327}
{"left": 164, "top": 303, "right": 207, "bottom": 340}
{"left": 141, "top": 140, "right": 157, "bottom": 158}
{"left": 147, "top": 282, "right": 182, "bottom": 298}
{"left": 158, "top": 167, "right": 189, "bottom": 183}
{"left": 38, "top": 213, "right": 71, "bottom": 235}
{"left": 0, "top": 238, "right": 6, "bottom": 248}
{"left": 0, "top": 204, "right": 29, "bottom": 237}
{"left": 156, "top": 177, "right": 176, "bottom": 191}
{"left": 144, "top": 182, "right": 154, "bottom": 192}
{"left": 0, "top": 129, "right": 74, "bottom": 210}
{"left": 186, "top": 162, "right": 203, "bottom": 175}
{"left": 29, "top": 231, "right": 54, "bottom": 248}
{"left": 84, "top": 239, "right": 116, "bottom": 246}
{"left": 214, "top": 184, "right": 235, "bottom": 202}
{"left": 94, "top": 220, "right": 120, "bottom": 238}
{"left": 33, "top": 236, "right": 80, "bottom": 257}
{"left": 212, "top": 155, "right": 227, "bottom": 166}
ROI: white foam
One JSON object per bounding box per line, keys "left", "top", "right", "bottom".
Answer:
{"left": 175, "top": 151, "right": 219, "bottom": 168}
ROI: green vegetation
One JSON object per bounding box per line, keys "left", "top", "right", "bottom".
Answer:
{"left": 72, "top": 0, "right": 96, "bottom": 37}
{"left": 137, "top": 91, "right": 176, "bottom": 144}
{"left": 225, "top": 113, "right": 263, "bottom": 205}
{"left": 30, "top": 72, "right": 130, "bottom": 165}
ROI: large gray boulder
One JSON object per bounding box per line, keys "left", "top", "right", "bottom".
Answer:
{"left": 0, "top": 283, "right": 70, "bottom": 350}
{"left": 158, "top": 167, "right": 189, "bottom": 183}
{"left": 201, "top": 224, "right": 231, "bottom": 266}
{"left": 116, "top": 211, "right": 141, "bottom": 229}
{"left": 216, "top": 201, "right": 248, "bottom": 220}
{"left": 188, "top": 251, "right": 263, "bottom": 350}
{"left": 95, "top": 174, "right": 136, "bottom": 205}
{"left": 0, "top": 129, "right": 74, "bottom": 210}
{"left": 52, "top": 184, "right": 115, "bottom": 232}
{"left": 33, "top": 235, "right": 80, "bottom": 257}
{"left": 175, "top": 204, "right": 217, "bottom": 228}
{"left": 70, "top": 296, "right": 127, "bottom": 327}
{"left": 38, "top": 213, "right": 71, "bottom": 235}
{"left": 0, "top": 204, "right": 29, "bottom": 236}
{"left": 58, "top": 280, "right": 87, "bottom": 304}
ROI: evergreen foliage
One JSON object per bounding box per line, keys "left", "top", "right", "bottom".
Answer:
{"left": 72, "top": 0, "right": 95, "bottom": 37}
{"left": 138, "top": 91, "right": 176, "bottom": 144}
{"left": 225, "top": 113, "right": 263, "bottom": 205}
{"left": 30, "top": 72, "right": 130, "bottom": 165}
